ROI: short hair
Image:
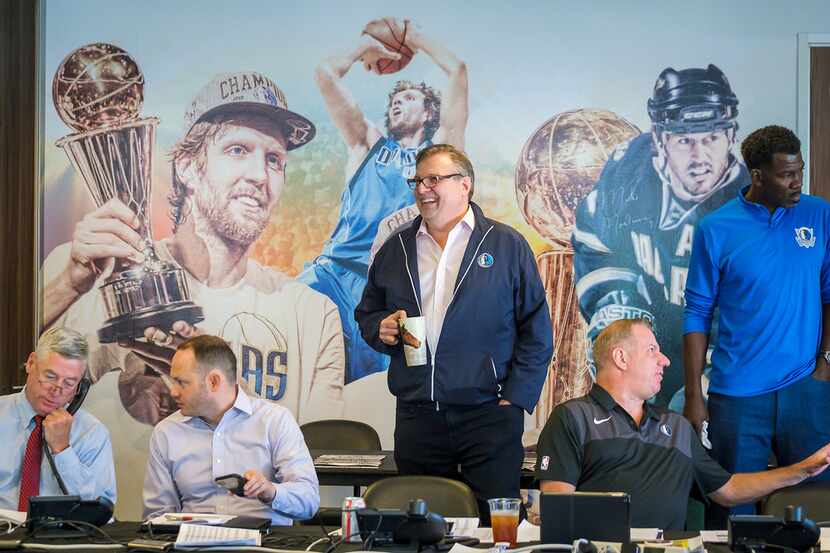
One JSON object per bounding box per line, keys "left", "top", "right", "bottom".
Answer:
{"left": 177, "top": 335, "right": 237, "bottom": 383}
{"left": 592, "top": 318, "right": 652, "bottom": 371}
{"left": 385, "top": 80, "right": 441, "bottom": 140}
{"left": 35, "top": 327, "right": 89, "bottom": 364}
{"left": 741, "top": 125, "right": 801, "bottom": 172}
{"left": 415, "top": 143, "right": 476, "bottom": 199}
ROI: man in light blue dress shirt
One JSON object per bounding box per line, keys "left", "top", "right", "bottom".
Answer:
{"left": 0, "top": 327, "right": 116, "bottom": 510}
{"left": 142, "top": 335, "right": 319, "bottom": 525}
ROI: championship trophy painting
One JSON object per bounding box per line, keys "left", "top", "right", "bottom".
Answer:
{"left": 515, "top": 109, "right": 640, "bottom": 434}
{"left": 42, "top": 43, "right": 346, "bottom": 426}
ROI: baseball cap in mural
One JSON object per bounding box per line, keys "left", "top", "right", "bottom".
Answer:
{"left": 184, "top": 71, "right": 315, "bottom": 149}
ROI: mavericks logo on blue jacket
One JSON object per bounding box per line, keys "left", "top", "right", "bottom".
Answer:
{"left": 477, "top": 252, "right": 494, "bottom": 268}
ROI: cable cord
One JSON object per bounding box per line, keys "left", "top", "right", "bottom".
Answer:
{"left": 41, "top": 437, "right": 69, "bottom": 495}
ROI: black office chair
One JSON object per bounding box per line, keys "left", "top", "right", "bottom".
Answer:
{"left": 362, "top": 475, "right": 480, "bottom": 518}
{"left": 761, "top": 481, "right": 830, "bottom": 524}
{"left": 300, "top": 419, "right": 382, "bottom": 451}
{"left": 298, "top": 419, "right": 382, "bottom": 526}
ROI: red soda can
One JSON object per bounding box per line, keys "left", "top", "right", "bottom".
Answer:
{"left": 341, "top": 497, "right": 365, "bottom": 543}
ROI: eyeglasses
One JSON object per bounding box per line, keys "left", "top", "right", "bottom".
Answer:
{"left": 406, "top": 173, "right": 464, "bottom": 190}
{"left": 36, "top": 371, "right": 79, "bottom": 394}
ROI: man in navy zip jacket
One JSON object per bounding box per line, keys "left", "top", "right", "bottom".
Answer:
{"left": 684, "top": 126, "right": 830, "bottom": 523}
{"left": 356, "top": 144, "right": 553, "bottom": 522}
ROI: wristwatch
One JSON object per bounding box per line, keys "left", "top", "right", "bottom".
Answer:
{"left": 819, "top": 351, "right": 830, "bottom": 364}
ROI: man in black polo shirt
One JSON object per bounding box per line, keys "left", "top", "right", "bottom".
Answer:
{"left": 536, "top": 318, "right": 830, "bottom": 529}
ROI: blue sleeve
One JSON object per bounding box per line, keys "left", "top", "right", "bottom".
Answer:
{"left": 502, "top": 234, "right": 554, "bottom": 413}
{"left": 142, "top": 427, "right": 182, "bottom": 519}
{"left": 269, "top": 411, "right": 320, "bottom": 521}
{"left": 683, "top": 224, "right": 719, "bottom": 334}
{"left": 53, "top": 415, "right": 116, "bottom": 504}
{"left": 821, "top": 208, "right": 830, "bottom": 304}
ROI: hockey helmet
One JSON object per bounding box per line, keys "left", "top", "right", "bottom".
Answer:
{"left": 648, "top": 64, "right": 738, "bottom": 135}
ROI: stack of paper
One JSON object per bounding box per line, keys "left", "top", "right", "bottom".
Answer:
{"left": 522, "top": 452, "right": 537, "bottom": 471}
{"left": 314, "top": 454, "right": 385, "bottom": 467}
{"left": 175, "top": 523, "right": 261, "bottom": 547}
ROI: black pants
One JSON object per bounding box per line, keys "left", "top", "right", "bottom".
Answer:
{"left": 394, "top": 400, "right": 525, "bottom": 525}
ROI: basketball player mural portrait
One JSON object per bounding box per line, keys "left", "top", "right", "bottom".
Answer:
{"left": 571, "top": 64, "right": 750, "bottom": 406}
{"left": 42, "top": 68, "right": 346, "bottom": 426}
{"left": 297, "top": 17, "right": 468, "bottom": 383}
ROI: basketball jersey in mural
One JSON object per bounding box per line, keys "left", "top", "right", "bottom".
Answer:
{"left": 322, "top": 136, "right": 428, "bottom": 273}
{"left": 572, "top": 132, "right": 749, "bottom": 405}
{"left": 43, "top": 239, "right": 346, "bottom": 425}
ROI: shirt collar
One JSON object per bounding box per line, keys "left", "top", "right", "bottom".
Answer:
{"left": 182, "top": 386, "right": 254, "bottom": 427}
{"left": 416, "top": 205, "right": 475, "bottom": 239}
{"left": 589, "top": 383, "right": 660, "bottom": 422}
{"left": 14, "top": 388, "right": 39, "bottom": 429}
{"left": 737, "top": 185, "right": 788, "bottom": 226}
{"left": 232, "top": 387, "right": 254, "bottom": 416}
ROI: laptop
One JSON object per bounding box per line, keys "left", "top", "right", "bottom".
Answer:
{"left": 540, "top": 492, "right": 631, "bottom": 544}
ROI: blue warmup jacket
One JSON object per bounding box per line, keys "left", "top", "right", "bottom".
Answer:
{"left": 355, "top": 202, "right": 554, "bottom": 413}
{"left": 684, "top": 187, "right": 830, "bottom": 396}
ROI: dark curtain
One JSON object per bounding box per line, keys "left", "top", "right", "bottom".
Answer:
{"left": 0, "top": 0, "right": 38, "bottom": 393}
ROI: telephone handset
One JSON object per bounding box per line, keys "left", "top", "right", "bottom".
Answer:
{"left": 66, "top": 377, "right": 91, "bottom": 415}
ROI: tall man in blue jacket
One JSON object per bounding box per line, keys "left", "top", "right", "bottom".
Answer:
{"left": 356, "top": 144, "right": 553, "bottom": 520}
{"left": 684, "top": 126, "right": 830, "bottom": 521}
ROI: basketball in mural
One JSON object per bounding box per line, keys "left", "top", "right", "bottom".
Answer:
{"left": 52, "top": 42, "right": 144, "bottom": 132}
{"left": 362, "top": 17, "right": 415, "bottom": 74}
{"left": 515, "top": 108, "right": 640, "bottom": 248}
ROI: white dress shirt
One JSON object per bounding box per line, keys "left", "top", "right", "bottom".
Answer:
{"left": 416, "top": 207, "right": 475, "bottom": 352}
{"left": 142, "top": 388, "right": 319, "bottom": 525}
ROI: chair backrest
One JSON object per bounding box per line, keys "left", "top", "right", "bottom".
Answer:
{"left": 300, "top": 419, "right": 382, "bottom": 450}
{"left": 362, "top": 476, "right": 479, "bottom": 518}
{"left": 761, "top": 481, "right": 830, "bottom": 523}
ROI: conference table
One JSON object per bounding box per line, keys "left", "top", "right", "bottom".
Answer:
{"left": 3, "top": 521, "right": 733, "bottom": 552}
{"left": 312, "top": 449, "right": 539, "bottom": 492}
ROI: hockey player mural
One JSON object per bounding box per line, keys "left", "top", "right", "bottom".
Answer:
{"left": 572, "top": 64, "right": 750, "bottom": 406}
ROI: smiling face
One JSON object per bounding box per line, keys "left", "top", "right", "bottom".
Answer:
{"left": 413, "top": 152, "right": 471, "bottom": 231}
{"left": 662, "top": 128, "right": 731, "bottom": 199}
{"left": 187, "top": 115, "right": 288, "bottom": 246}
{"left": 387, "top": 88, "right": 428, "bottom": 140}
{"left": 24, "top": 352, "right": 85, "bottom": 416}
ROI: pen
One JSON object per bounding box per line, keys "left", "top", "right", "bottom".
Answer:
{"left": 164, "top": 514, "right": 214, "bottom": 523}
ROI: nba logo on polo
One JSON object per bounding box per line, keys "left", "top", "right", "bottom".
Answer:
{"left": 795, "top": 227, "right": 815, "bottom": 248}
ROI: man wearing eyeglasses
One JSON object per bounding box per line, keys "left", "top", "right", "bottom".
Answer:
{"left": 356, "top": 144, "right": 553, "bottom": 521}
{"left": 0, "top": 327, "right": 116, "bottom": 511}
